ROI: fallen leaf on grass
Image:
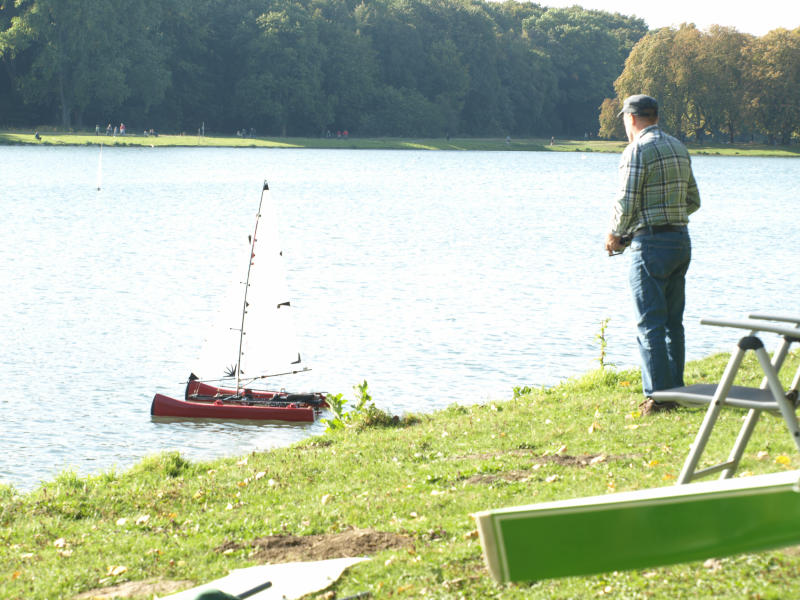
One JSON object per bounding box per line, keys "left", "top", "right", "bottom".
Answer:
{"left": 703, "top": 558, "right": 722, "bottom": 572}
{"left": 53, "top": 538, "right": 67, "bottom": 548}
{"left": 588, "top": 422, "right": 600, "bottom": 434}
{"left": 136, "top": 515, "right": 150, "bottom": 525}
{"left": 106, "top": 565, "right": 127, "bottom": 576}
{"left": 757, "top": 451, "right": 769, "bottom": 460}
{"left": 776, "top": 455, "right": 791, "bottom": 466}
{"left": 589, "top": 455, "right": 607, "bottom": 465}
{"left": 12, "top": 571, "right": 21, "bottom": 580}
{"left": 625, "top": 424, "right": 639, "bottom": 430}
{"left": 545, "top": 474, "right": 559, "bottom": 483}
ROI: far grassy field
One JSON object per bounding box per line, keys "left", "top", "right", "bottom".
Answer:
{"left": 2, "top": 129, "right": 799, "bottom": 157}
{"left": 3, "top": 349, "right": 800, "bottom": 599}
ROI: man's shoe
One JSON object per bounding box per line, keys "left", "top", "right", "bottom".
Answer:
{"left": 639, "top": 397, "right": 678, "bottom": 415}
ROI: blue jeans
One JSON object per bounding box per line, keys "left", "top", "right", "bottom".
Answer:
{"left": 629, "top": 228, "right": 691, "bottom": 396}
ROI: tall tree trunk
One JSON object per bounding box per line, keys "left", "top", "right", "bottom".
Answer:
{"left": 58, "top": 72, "right": 71, "bottom": 130}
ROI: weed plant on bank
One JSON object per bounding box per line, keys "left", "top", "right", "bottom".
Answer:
{"left": 2, "top": 351, "right": 800, "bottom": 599}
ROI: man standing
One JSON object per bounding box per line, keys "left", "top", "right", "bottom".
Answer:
{"left": 605, "top": 94, "right": 701, "bottom": 414}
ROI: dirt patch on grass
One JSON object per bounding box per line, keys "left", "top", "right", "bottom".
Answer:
{"left": 74, "top": 530, "right": 410, "bottom": 599}
{"left": 217, "top": 527, "right": 414, "bottom": 563}
{"left": 73, "top": 578, "right": 193, "bottom": 599}
{"left": 464, "top": 453, "right": 632, "bottom": 484}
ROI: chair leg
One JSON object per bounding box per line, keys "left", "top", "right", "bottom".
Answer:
{"left": 755, "top": 346, "right": 800, "bottom": 455}
{"left": 678, "top": 345, "right": 747, "bottom": 484}
{"left": 720, "top": 409, "right": 761, "bottom": 480}
{"left": 721, "top": 338, "right": 791, "bottom": 479}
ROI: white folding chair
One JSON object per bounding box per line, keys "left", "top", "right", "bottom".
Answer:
{"left": 651, "top": 314, "right": 800, "bottom": 484}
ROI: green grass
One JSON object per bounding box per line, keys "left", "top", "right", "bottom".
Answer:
{"left": 2, "top": 129, "right": 799, "bottom": 156}
{"left": 2, "top": 351, "right": 800, "bottom": 599}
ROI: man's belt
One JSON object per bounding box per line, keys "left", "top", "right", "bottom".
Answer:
{"left": 632, "top": 224, "right": 686, "bottom": 238}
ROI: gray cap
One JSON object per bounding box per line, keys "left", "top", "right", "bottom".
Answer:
{"left": 618, "top": 94, "right": 658, "bottom": 117}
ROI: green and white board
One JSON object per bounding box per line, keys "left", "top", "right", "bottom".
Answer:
{"left": 473, "top": 470, "right": 800, "bottom": 582}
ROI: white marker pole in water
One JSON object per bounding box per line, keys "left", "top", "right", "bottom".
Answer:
{"left": 96, "top": 143, "right": 103, "bottom": 191}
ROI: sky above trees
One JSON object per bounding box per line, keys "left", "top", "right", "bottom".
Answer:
{"left": 537, "top": 0, "right": 800, "bottom": 36}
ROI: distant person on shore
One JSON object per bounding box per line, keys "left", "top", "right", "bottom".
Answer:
{"left": 605, "top": 94, "right": 700, "bottom": 415}
{"left": 106, "top": 123, "right": 112, "bottom": 136}
{"left": 95, "top": 124, "right": 100, "bottom": 135}
{"left": 34, "top": 130, "right": 41, "bottom": 141}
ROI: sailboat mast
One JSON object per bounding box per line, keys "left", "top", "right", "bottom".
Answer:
{"left": 235, "top": 180, "right": 269, "bottom": 392}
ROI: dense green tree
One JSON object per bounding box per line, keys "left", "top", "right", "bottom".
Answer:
{"left": 145, "top": 0, "right": 227, "bottom": 132}
{"left": 316, "top": 7, "right": 380, "bottom": 134}
{"left": 610, "top": 26, "right": 690, "bottom": 138}
{"left": 1, "top": 0, "right": 169, "bottom": 128}
{"left": 746, "top": 28, "right": 800, "bottom": 144}
{"left": 4, "top": 0, "right": 796, "bottom": 142}
{"left": 693, "top": 26, "right": 751, "bottom": 143}
{"left": 497, "top": 32, "right": 556, "bottom": 135}
{"left": 524, "top": 7, "right": 647, "bottom": 135}
{"left": 607, "top": 24, "right": 799, "bottom": 143}
{"left": 0, "top": 0, "right": 28, "bottom": 125}
{"left": 235, "top": 2, "right": 332, "bottom": 136}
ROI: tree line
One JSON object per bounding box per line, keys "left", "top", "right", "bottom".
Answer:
{"left": 0, "top": 0, "right": 646, "bottom": 137}
{"left": 601, "top": 24, "right": 800, "bottom": 144}
{"left": 1, "top": 1, "right": 798, "bottom": 141}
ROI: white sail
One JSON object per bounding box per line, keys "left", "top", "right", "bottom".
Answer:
{"left": 194, "top": 183, "right": 304, "bottom": 385}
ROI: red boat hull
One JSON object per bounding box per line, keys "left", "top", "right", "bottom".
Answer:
{"left": 151, "top": 393, "right": 318, "bottom": 422}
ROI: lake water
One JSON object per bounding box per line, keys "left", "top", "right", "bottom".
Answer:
{"left": 1, "top": 145, "right": 798, "bottom": 491}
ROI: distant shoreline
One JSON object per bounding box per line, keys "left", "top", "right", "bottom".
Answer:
{"left": 2, "top": 130, "right": 798, "bottom": 157}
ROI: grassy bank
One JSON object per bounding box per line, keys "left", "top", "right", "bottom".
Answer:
{"left": 2, "top": 130, "right": 800, "bottom": 157}
{"left": 3, "top": 350, "right": 800, "bottom": 599}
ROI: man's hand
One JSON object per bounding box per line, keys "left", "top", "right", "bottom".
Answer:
{"left": 605, "top": 232, "right": 626, "bottom": 255}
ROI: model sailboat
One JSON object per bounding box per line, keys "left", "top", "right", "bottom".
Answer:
{"left": 151, "top": 181, "right": 326, "bottom": 422}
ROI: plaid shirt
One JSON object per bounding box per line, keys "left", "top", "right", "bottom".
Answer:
{"left": 610, "top": 125, "right": 700, "bottom": 235}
